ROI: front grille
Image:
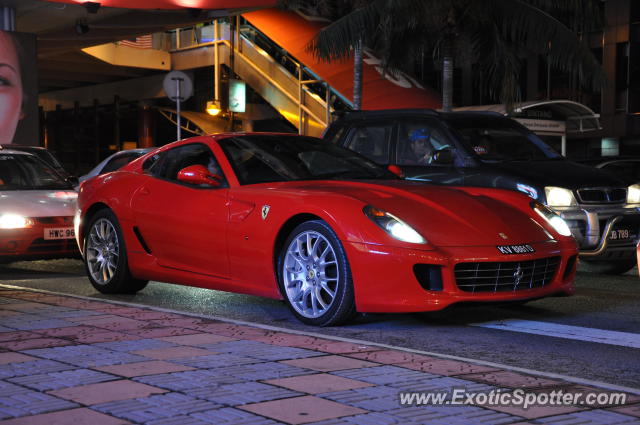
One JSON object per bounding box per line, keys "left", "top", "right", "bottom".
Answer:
{"left": 27, "top": 238, "right": 77, "bottom": 253}
{"left": 577, "top": 188, "right": 626, "bottom": 204}
{"left": 33, "top": 216, "right": 73, "bottom": 225}
{"left": 454, "top": 257, "right": 561, "bottom": 293}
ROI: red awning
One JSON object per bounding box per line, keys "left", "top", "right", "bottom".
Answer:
{"left": 46, "top": 0, "right": 276, "bottom": 10}
{"left": 243, "top": 8, "right": 441, "bottom": 110}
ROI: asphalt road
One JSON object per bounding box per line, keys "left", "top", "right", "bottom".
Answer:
{"left": 1, "top": 259, "right": 638, "bottom": 389}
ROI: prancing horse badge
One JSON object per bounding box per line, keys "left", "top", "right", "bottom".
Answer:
{"left": 261, "top": 205, "right": 270, "bottom": 220}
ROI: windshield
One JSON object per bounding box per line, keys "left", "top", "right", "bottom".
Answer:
{"left": 445, "top": 116, "right": 561, "bottom": 162}
{"left": 0, "top": 154, "right": 71, "bottom": 190}
{"left": 219, "top": 135, "right": 397, "bottom": 185}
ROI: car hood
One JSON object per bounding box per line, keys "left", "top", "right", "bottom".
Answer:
{"left": 281, "top": 180, "right": 553, "bottom": 247}
{"left": 487, "top": 159, "right": 626, "bottom": 189}
{"left": 0, "top": 190, "right": 77, "bottom": 217}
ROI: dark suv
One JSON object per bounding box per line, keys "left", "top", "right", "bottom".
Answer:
{"left": 325, "top": 109, "right": 640, "bottom": 274}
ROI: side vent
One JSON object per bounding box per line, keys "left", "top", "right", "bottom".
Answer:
{"left": 413, "top": 264, "right": 443, "bottom": 291}
{"left": 133, "top": 226, "right": 152, "bottom": 254}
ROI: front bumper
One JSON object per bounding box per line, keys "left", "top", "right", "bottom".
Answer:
{"left": 0, "top": 217, "right": 80, "bottom": 263}
{"left": 555, "top": 205, "right": 640, "bottom": 259}
{"left": 345, "top": 239, "right": 577, "bottom": 313}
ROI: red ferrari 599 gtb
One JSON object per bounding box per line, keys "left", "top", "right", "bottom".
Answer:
{"left": 75, "top": 133, "right": 578, "bottom": 326}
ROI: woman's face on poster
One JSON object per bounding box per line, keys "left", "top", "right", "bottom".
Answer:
{"left": 0, "top": 31, "right": 23, "bottom": 144}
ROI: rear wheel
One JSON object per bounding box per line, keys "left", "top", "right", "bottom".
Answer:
{"left": 84, "top": 209, "right": 148, "bottom": 294}
{"left": 579, "top": 258, "right": 636, "bottom": 275}
{"left": 278, "top": 220, "right": 355, "bottom": 326}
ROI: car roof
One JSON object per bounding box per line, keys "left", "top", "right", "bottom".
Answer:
{"left": 331, "top": 109, "right": 504, "bottom": 122}
{"left": 0, "top": 144, "right": 46, "bottom": 151}
{"left": 0, "top": 149, "right": 35, "bottom": 156}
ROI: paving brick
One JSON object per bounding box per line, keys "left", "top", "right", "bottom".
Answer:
{"left": 0, "top": 380, "right": 31, "bottom": 396}
{"left": 95, "top": 339, "right": 176, "bottom": 353}
{"left": 319, "top": 386, "right": 404, "bottom": 412}
{"left": 23, "top": 345, "right": 148, "bottom": 367}
{"left": 125, "top": 327, "right": 203, "bottom": 338}
{"left": 133, "top": 346, "right": 214, "bottom": 360}
{"left": 0, "top": 331, "right": 46, "bottom": 342}
{"left": 201, "top": 340, "right": 323, "bottom": 361}
{"left": 191, "top": 407, "right": 283, "bottom": 424}
{"left": 67, "top": 315, "right": 151, "bottom": 331}
{"left": 530, "top": 409, "right": 640, "bottom": 424}
{"left": 241, "top": 395, "right": 367, "bottom": 424}
{"left": 218, "top": 361, "right": 315, "bottom": 381}
{"left": 0, "top": 390, "right": 78, "bottom": 418}
{"left": 280, "top": 355, "right": 378, "bottom": 372}
{"left": 388, "top": 376, "right": 500, "bottom": 394}
{"left": 8, "top": 368, "right": 117, "bottom": 391}
{"left": 399, "top": 358, "right": 500, "bottom": 376}
{"left": 0, "top": 407, "right": 129, "bottom": 424}
{"left": 0, "top": 337, "right": 71, "bottom": 351}
{"left": 158, "top": 333, "right": 235, "bottom": 346}
{"left": 346, "top": 350, "right": 437, "bottom": 364}
{"left": 387, "top": 405, "right": 522, "bottom": 425}
{"left": 168, "top": 353, "right": 261, "bottom": 369}
{"left": 0, "top": 359, "right": 75, "bottom": 379}
{"left": 331, "top": 365, "right": 438, "bottom": 386}
{"left": 145, "top": 415, "right": 213, "bottom": 425}
{"left": 610, "top": 404, "right": 640, "bottom": 418}
{"left": 265, "top": 373, "right": 374, "bottom": 394}
{"left": 463, "top": 370, "right": 566, "bottom": 389}
{"left": 0, "top": 315, "right": 74, "bottom": 331}
{"left": 135, "top": 369, "right": 243, "bottom": 391}
{"left": 95, "top": 360, "right": 195, "bottom": 377}
{"left": 185, "top": 381, "right": 301, "bottom": 405}
{"left": 93, "top": 392, "right": 222, "bottom": 423}
{"left": 0, "top": 353, "right": 37, "bottom": 365}
{"left": 48, "top": 379, "right": 167, "bottom": 405}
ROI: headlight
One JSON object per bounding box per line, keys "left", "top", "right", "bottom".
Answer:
{"left": 363, "top": 206, "right": 426, "bottom": 244}
{"left": 545, "top": 186, "right": 577, "bottom": 207}
{"left": 627, "top": 184, "right": 640, "bottom": 204}
{"left": 531, "top": 202, "right": 572, "bottom": 237}
{"left": 0, "top": 214, "right": 32, "bottom": 229}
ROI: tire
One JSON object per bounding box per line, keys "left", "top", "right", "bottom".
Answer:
{"left": 277, "top": 220, "right": 356, "bottom": 326}
{"left": 84, "top": 209, "right": 148, "bottom": 294}
{"left": 579, "top": 258, "right": 636, "bottom": 275}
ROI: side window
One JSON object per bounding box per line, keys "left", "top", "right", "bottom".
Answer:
{"left": 147, "top": 144, "right": 225, "bottom": 187}
{"left": 324, "top": 125, "right": 346, "bottom": 145}
{"left": 396, "top": 121, "right": 456, "bottom": 166}
{"left": 101, "top": 153, "right": 138, "bottom": 174}
{"left": 343, "top": 125, "right": 391, "bottom": 164}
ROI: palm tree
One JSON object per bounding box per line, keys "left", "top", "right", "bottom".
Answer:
{"left": 281, "top": 0, "right": 604, "bottom": 112}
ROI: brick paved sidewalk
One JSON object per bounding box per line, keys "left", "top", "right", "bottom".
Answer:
{"left": 0, "top": 287, "right": 639, "bottom": 425}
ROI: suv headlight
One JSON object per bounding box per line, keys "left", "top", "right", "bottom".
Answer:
{"left": 363, "top": 206, "right": 427, "bottom": 244}
{"left": 627, "top": 184, "right": 640, "bottom": 204}
{"left": 0, "top": 214, "right": 32, "bottom": 229}
{"left": 531, "top": 202, "right": 572, "bottom": 237}
{"left": 545, "top": 186, "right": 577, "bottom": 207}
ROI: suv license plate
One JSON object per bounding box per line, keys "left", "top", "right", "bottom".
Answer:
{"left": 609, "top": 229, "right": 631, "bottom": 240}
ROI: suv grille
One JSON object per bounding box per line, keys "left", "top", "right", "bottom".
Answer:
{"left": 454, "top": 257, "right": 560, "bottom": 293}
{"left": 577, "top": 188, "right": 627, "bottom": 204}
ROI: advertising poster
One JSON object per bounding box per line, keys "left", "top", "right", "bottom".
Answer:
{"left": 0, "top": 30, "right": 38, "bottom": 146}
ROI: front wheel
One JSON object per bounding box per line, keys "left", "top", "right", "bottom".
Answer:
{"left": 579, "top": 258, "right": 636, "bottom": 275}
{"left": 84, "top": 209, "right": 148, "bottom": 294}
{"left": 278, "top": 220, "right": 355, "bottom": 326}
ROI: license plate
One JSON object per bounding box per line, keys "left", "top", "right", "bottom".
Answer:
{"left": 609, "top": 229, "right": 632, "bottom": 240}
{"left": 497, "top": 244, "right": 536, "bottom": 255}
{"left": 44, "top": 227, "right": 75, "bottom": 240}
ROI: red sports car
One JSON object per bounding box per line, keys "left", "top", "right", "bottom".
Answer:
{"left": 75, "top": 133, "right": 578, "bottom": 325}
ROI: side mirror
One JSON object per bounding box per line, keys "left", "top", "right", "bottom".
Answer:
{"left": 387, "top": 165, "right": 405, "bottom": 178}
{"left": 431, "top": 148, "right": 454, "bottom": 165}
{"left": 177, "top": 165, "right": 222, "bottom": 187}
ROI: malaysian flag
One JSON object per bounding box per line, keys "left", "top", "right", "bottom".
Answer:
{"left": 118, "top": 34, "right": 153, "bottom": 49}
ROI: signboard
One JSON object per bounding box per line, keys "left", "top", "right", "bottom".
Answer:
{"left": 229, "top": 79, "right": 246, "bottom": 113}
{"left": 515, "top": 118, "right": 566, "bottom": 135}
